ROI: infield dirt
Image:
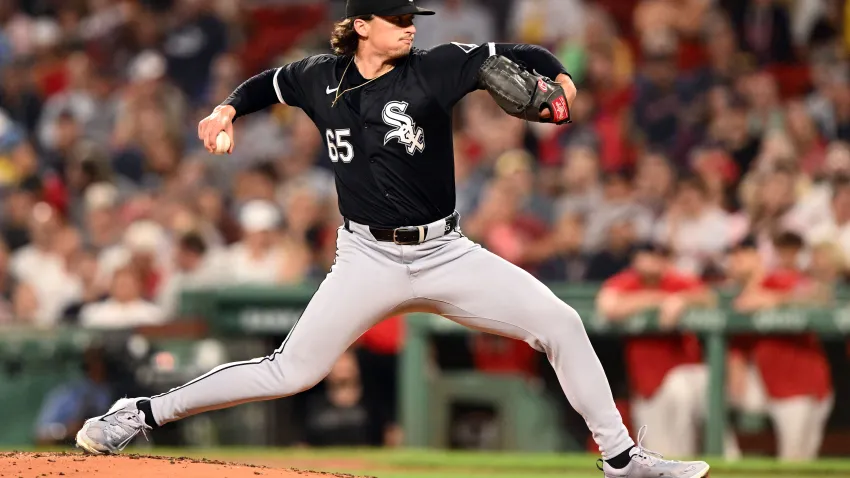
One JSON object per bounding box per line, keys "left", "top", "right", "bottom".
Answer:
{"left": 0, "top": 452, "right": 371, "bottom": 478}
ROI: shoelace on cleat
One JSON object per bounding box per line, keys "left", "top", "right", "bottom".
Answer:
{"left": 594, "top": 425, "right": 681, "bottom": 473}
{"left": 631, "top": 426, "right": 681, "bottom": 466}
{"left": 104, "top": 410, "right": 152, "bottom": 452}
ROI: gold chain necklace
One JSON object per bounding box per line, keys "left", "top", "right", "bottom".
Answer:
{"left": 331, "top": 56, "right": 389, "bottom": 107}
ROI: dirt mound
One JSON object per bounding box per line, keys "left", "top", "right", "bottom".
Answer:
{"left": 0, "top": 452, "right": 373, "bottom": 478}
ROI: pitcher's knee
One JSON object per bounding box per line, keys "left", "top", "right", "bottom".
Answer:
{"left": 268, "top": 352, "right": 329, "bottom": 396}
{"left": 270, "top": 349, "right": 358, "bottom": 397}
{"left": 283, "top": 368, "right": 325, "bottom": 395}
{"left": 537, "top": 303, "right": 588, "bottom": 352}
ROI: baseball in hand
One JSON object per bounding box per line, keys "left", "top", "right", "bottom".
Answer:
{"left": 214, "top": 131, "right": 231, "bottom": 154}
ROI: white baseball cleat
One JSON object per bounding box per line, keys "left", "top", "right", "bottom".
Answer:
{"left": 599, "top": 426, "right": 710, "bottom": 478}
{"left": 75, "top": 397, "right": 152, "bottom": 455}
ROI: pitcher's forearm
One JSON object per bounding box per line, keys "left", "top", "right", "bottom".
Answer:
{"left": 597, "top": 291, "right": 667, "bottom": 321}
{"left": 221, "top": 69, "right": 282, "bottom": 119}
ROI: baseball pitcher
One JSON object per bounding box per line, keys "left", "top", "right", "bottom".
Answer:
{"left": 76, "top": 1, "right": 710, "bottom": 476}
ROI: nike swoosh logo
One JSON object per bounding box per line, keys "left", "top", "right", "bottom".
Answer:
{"left": 326, "top": 86, "right": 338, "bottom": 94}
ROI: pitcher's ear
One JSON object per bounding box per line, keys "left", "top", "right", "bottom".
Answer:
{"left": 353, "top": 17, "right": 371, "bottom": 38}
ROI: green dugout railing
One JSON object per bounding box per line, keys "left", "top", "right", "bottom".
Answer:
{"left": 176, "top": 285, "right": 850, "bottom": 456}
{"left": 4, "top": 285, "right": 849, "bottom": 451}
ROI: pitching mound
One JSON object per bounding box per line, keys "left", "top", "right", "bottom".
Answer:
{"left": 0, "top": 452, "right": 370, "bottom": 478}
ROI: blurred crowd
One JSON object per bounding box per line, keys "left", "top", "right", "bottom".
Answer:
{"left": 2, "top": 0, "right": 850, "bottom": 458}
{"left": 0, "top": 0, "right": 845, "bottom": 324}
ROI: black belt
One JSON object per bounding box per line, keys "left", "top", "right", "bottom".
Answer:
{"left": 345, "top": 212, "right": 459, "bottom": 245}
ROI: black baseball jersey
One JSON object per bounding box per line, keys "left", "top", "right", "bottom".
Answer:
{"left": 228, "top": 42, "right": 567, "bottom": 228}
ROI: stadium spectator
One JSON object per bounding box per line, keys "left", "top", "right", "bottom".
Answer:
{"left": 579, "top": 42, "right": 633, "bottom": 172}
{"left": 0, "top": 109, "right": 38, "bottom": 190}
{"left": 196, "top": 185, "right": 241, "bottom": 244}
{"left": 709, "top": 94, "right": 762, "bottom": 179}
{"left": 158, "top": 193, "right": 223, "bottom": 248}
{"left": 472, "top": 334, "right": 539, "bottom": 379}
{"left": 508, "top": 0, "right": 587, "bottom": 46}
{"left": 460, "top": 90, "right": 526, "bottom": 161}
{"left": 301, "top": 351, "right": 394, "bottom": 447}
{"left": 33, "top": 344, "right": 113, "bottom": 446}
{"left": 584, "top": 218, "right": 639, "bottom": 281}
{"left": 688, "top": 146, "right": 739, "bottom": 210}
{"left": 276, "top": 182, "right": 318, "bottom": 282}
{"left": 233, "top": 162, "right": 278, "bottom": 206}
{"left": 745, "top": 71, "right": 784, "bottom": 137}
{"left": 464, "top": 175, "right": 550, "bottom": 273}
{"left": 10, "top": 204, "right": 83, "bottom": 326}
{"left": 787, "top": 100, "right": 828, "bottom": 176}
{"left": 453, "top": 134, "right": 487, "bottom": 219}
{"left": 493, "top": 149, "right": 554, "bottom": 224}
{"left": 808, "top": 239, "right": 846, "bottom": 288}
{"left": 723, "top": 0, "right": 795, "bottom": 66}
{"left": 112, "top": 50, "right": 187, "bottom": 156}
{"left": 355, "top": 314, "right": 406, "bottom": 448}
{"left": 0, "top": 58, "right": 43, "bottom": 136}
{"left": 98, "top": 219, "right": 169, "bottom": 299}
{"left": 41, "top": 108, "right": 82, "bottom": 173}
{"left": 228, "top": 199, "right": 285, "bottom": 285}
{"left": 803, "top": 174, "right": 850, "bottom": 261}
{"left": 275, "top": 111, "right": 336, "bottom": 208}
{"left": 654, "top": 175, "right": 733, "bottom": 277}
{"left": 581, "top": 170, "right": 653, "bottom": 253}
{"left": 59, "top": 249, "right": 106, "bottom": 324}
{"left": 633, "top": 150, "right": 676, "bottom": 218}
{"left": 535, "top": 212, "right": 587, "bottom": 282}
{"left": 36, "top": 52, "right": 114, "bottom": 151}
{"left": 596, "top": 243, "right": 738, "bottom": 458}
{"left": 633, "top": 0, "right": 711, "bottom": 40}
{"left": 632, "top": 29, "right": 686, "bottom": 157}
{"left": 784, "top": 145, "right": 850, "bottom": 234}
{"left": 80, "top": 265, "right": 166, "bottom": 329}
{"left": 11, "top": 281, "right": 38, "bottom": 324}
{"left": 415, "top": 0, "right": 496, "bottom": 50}
{"left": 730, "top": 232, "right": 834, "bottom": 461}
{"left": 738, "top": 166, "right": 800, "bottom": 267}
{"left": 157, "top": 231, "right": 226, "bottom": 318}
{"left": 162, "top": 0, "right": 228, "bottom": 104}
{"left": 2, "top": 184, "right": 37, "bottom": 251}
{"left": 555, "top": 145, "right": 603, "bottom": 221}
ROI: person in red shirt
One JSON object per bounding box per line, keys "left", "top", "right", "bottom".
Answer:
{"left": 729, "top": 233, "right": 833, "bottom": 461}
{"left": 597, "top": 243, "right": 738, "bottom": 458}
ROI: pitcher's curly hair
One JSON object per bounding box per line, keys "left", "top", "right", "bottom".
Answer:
{"left": 330, "top": 15, "right": 373, "bottom": 56}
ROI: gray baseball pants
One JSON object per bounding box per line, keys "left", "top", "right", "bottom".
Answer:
{"left": 150, "top": 218, "right": 634, "bottom": 458}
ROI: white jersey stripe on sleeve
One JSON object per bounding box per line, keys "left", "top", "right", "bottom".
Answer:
{"left": 272, "top": 67, "right": 285, "bottom": 104}
{"left": 488, "top": 42, "right": 496, "bottom": 57}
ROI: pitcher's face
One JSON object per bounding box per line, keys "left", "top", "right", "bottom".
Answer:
{"left": 359, "top": 14, "right": 416, "bottom": 59}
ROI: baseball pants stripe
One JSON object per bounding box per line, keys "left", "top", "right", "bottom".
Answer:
{"left": 150, "top": 225, "right": 634, "bottom": 458}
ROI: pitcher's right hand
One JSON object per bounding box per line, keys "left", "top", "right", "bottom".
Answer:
{"left": 198, "top": 105, "right": 236, "bottom": 154}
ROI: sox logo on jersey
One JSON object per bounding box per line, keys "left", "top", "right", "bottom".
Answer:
{"left": 382, "top": 101, "right": 425, "bottom": 155}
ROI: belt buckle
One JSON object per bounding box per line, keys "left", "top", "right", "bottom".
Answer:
{"left": 393, "top": 226, "right": 424, "bottom": 245}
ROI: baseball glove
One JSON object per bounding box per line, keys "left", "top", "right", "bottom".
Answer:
{"left": 478, "top": 55, "right": 571, "bottom": 125}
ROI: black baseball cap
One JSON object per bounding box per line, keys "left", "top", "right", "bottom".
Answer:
{"left": 633, "top": 242, "right": 671, "bottom": 257}
{"left": 728, "top": 235, "right": 758, "bottom": 253}
{"left": 346, "top": 0, "right": 435, "bottom": 18}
